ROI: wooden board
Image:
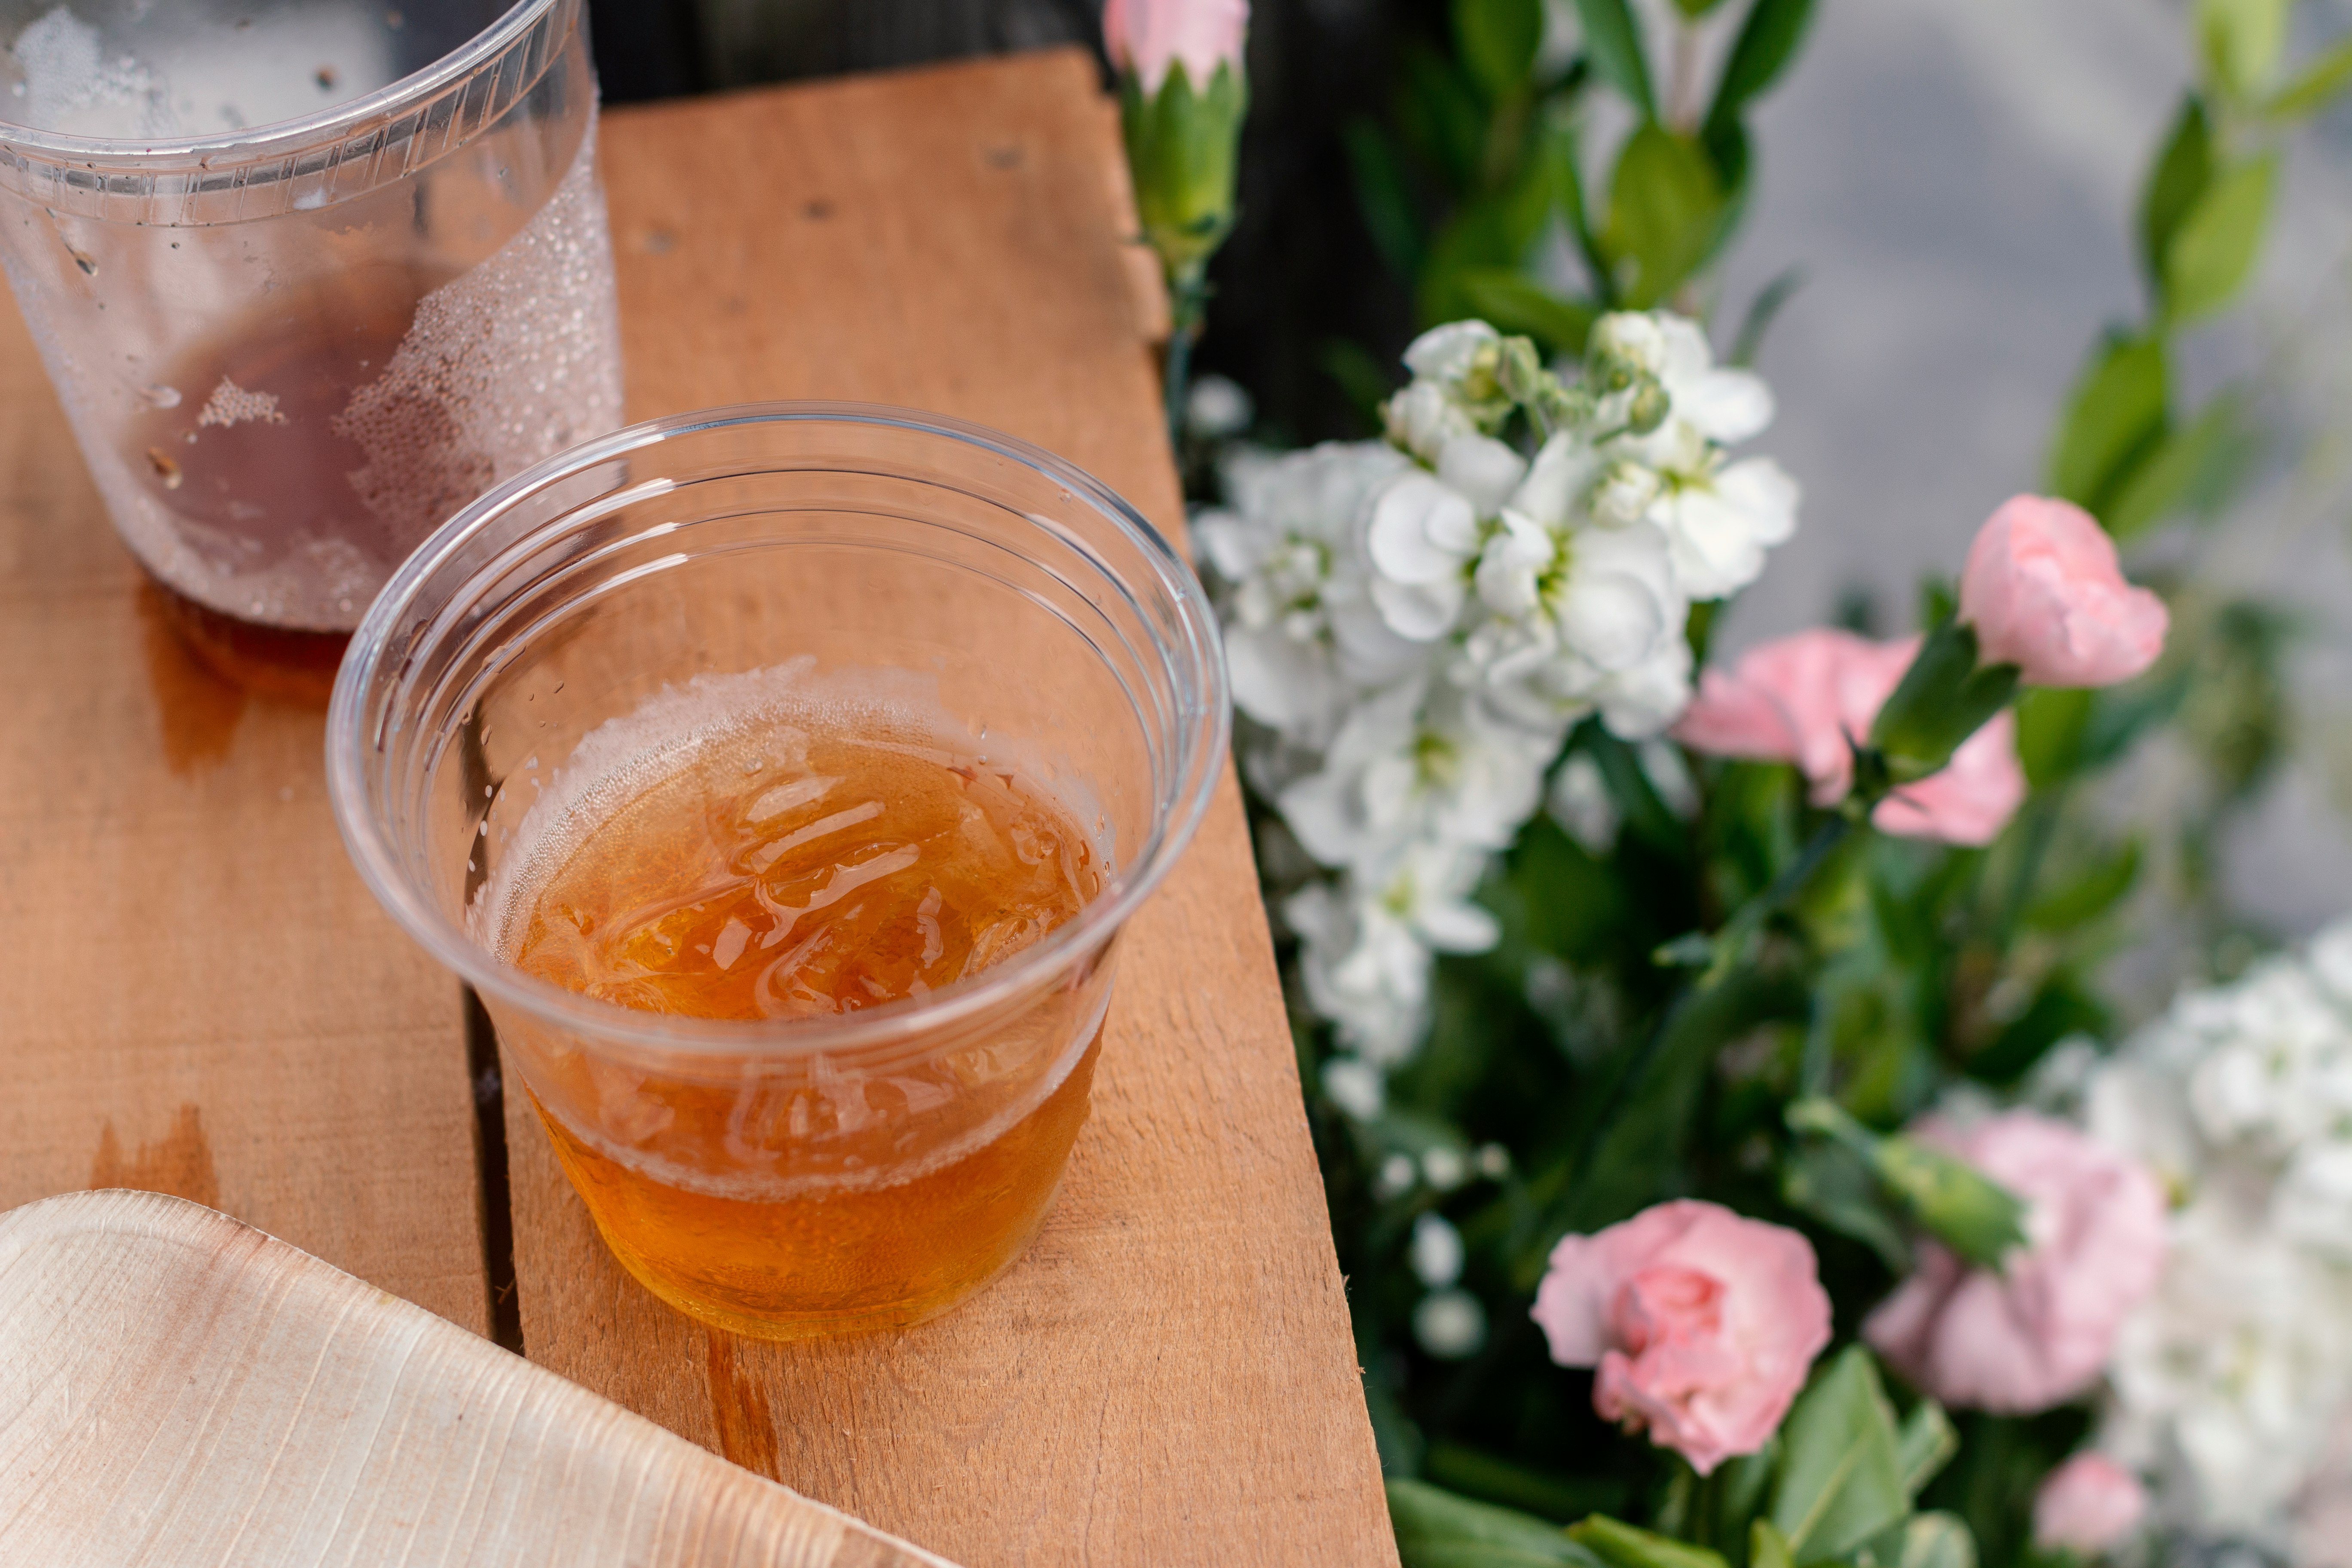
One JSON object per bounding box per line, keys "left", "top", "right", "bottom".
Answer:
{"left": 0, "top": 291, "right": 488, "bottom": 1332}
{"left": 496, "top": 51, "right": 1398, "bottom": 1567}
{"left": 0, "top": 1189, "right": 956, "bottom": 1566}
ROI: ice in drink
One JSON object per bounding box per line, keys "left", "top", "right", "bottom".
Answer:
{"left": 482, "top": 668, "right": 1112, "bottom": 1338}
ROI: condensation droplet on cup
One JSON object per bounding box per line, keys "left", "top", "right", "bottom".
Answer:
{"left": 145, "top": 447, "right": 181, "bottom": 488}
{"left": 138, "top": 383, "right": 181, "bottom": 410}
{"left": 68, "top": 245, "right": 96, "bottom": 276}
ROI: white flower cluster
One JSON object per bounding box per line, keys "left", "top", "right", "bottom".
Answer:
{"left": 1195, "top": 314, "right": 1797, "bottom": 1098}
{"left": 2079, "top": 920, "right": 2352, "bottom": 1545}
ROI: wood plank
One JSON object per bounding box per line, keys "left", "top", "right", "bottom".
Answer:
{"left": 500, "top": 50, "right": 1398, "bottom": 1566}
{"left": 0, "top": 1189, "right": 957, "bottom": 1567}
{"left": 0, "top": 308, "right": 488, "bottom": 1332}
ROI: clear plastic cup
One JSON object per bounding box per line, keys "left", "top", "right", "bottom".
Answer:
{"left": 0, "top": 0, "right": 622, "bottom": 695}
{"left": 326, "top": 404, "right": 1230, "bottom": 1339}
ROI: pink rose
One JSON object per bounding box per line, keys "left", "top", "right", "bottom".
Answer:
{"left": 1960, "top": 496, "right": 2168, "bottom": 688}
{"left": 2034, "top": 1454, "right": 2149, "bottom": 1556}
{"left": 1103, "top": 0, "right": 1250, "bottom": 92}
{"left": 1864, "top": 1112, "right": 2167, "bottom": 1414}
{"left": 1673, "top": 628, "right": 2027, "bottom": 846}
{"left": 1531, "top": 1200, "right": 1832, "bottom": 1475}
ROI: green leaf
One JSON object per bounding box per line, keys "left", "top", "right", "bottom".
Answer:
{"left": 1704, "top": 0, "right": 1818, "bottom": 134}
{"left": 1573, "top": 0, "right": 1657, "bottom": 117}
{"left": 1867, "top": 619, "right": 2018, "bottom": 783}
{"left": 2138, "top": 96, "right": 2211, "bottom": 290}
{"left": 1781, "top": 1140, "right": 1912, "bottom": 1273}
{"left": 2104, "top": 389, "right": 2255, "bottom": 541}
{"left": 2013, "top": 687, "right": 2092, "bottom": 789}
{"left": 1778, "top": 1142, "right": 1910, "bottom": 1279}
{"left": 1398, "top": 43, "right": 1492, "bottom": 189}
{"left": 1674, "top": 0, "right": 1735, "bottom": 18}
{"left": 1874, "top": 1133, "right": 2030, "bottom": 1268}
{"left": 2046, "top": 332, "right": 2168, "bottom": 514}
{"left": 1517, "top": 968, "right": 1803, "bottom": 1283}
{"left": 1427, "top": 1442, "right": 1631, "bottom": 1524}
{"left": 1969, "top": 975, "right": 2110, "bottom": 1086}
{"left": 2022, "top": 841, "right": 2142, "bottom": 931}
{"left": 1730, "top": 267, "right": 1804, "bottom": 367}
{"left": 1879, "top": 1512, "right": 1980, "bottom": 1568}
{"left": 2164, "top": 154, "right": 2279, "bottom": 323}
{"left": 1456, "top": 271, "right": 1598, "bottom": 355}
{"left": 2197, "top": 0, "right": 2289, "bottom": 99}
{"left": 1568, "top": 1515, "right": 1730, "bottom": 1568}
{"left": 1390, "top": 1480, "right": 1607, "bottom": 1568}
{"left": 1896, "top": 1402, "right": 1960, "bottom": 1500}
{"left": 1784, "top": 1100, "right": 2029, "bottom": 1268}
{"left": 1768, "top": 1348, "right": 1912, "bottom": 1561}
{"left": 1600, "top": 124, "right": 1725, "bottom": 307}
{"left": 1749, "top": 1521, "right": 1796, "bottom": 1568}
{"left": 1458, "top": 0, "right": 1548, "bottom": 101}
{"left": 1345, "top": 119, "right": 1426, "bottom": 280}
{"left": 2267, "top": 33, "right": 2352, "bottom": 119}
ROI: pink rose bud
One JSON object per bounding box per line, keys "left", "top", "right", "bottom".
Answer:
{"left": 1103, "top": 0, "right": 1250, "bottom": 92}
{"left": 2034, "top": 1454, "right": 2149, "bottom": 1556}
{"left": 1672, "top": 628, "right": 2027, "bottom": 846}
{"left": 1865, "top": 1112, "right": 2168, "bottom": 1415}
{"left": 1959, "top": 496, "right": 2168, "bottom": 688}
{"left": 1531, "top": 1200, "right": 1832, "bottom": 1475}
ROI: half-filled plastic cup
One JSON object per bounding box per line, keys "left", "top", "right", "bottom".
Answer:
{"left": 327, "top": 404, "right": 1228, "bottom": 1339}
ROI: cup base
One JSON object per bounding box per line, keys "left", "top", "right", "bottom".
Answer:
{"left": 582, "top": 1187, "right": 1061, "bottom": 1342}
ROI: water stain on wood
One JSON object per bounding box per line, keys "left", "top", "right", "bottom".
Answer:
{"left": 136, "top": 581, "right": 245, "bottom": 775}
{"left": 705, "top": 1328, "right": 781, "bottom": 1479}
{"left": 91, "top": 1103, "right": 220, "bottom": 1209}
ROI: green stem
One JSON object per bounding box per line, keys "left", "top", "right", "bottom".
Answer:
{"left": 1697, "top": 811, "right": 1853, "bottom": 987}
{"left": 1163, "top": 263, "right": 1210, "bottom": 444}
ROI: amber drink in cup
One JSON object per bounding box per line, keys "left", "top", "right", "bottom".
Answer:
{"left": 328, "top": 405, "right": 1228, "bottom": 1338}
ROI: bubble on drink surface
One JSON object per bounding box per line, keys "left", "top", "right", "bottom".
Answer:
{"left": 196, "top": 377, "right": 286, "bottom": 429}
{"left": 332, "top": 119, "right": 625, "bottom": 567}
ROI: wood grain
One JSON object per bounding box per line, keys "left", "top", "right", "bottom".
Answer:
{"left": 0, "top": 1189, "right": 956, "bottom": 1567}
{"left": 0, "top": 308, "right": 488, "bottom": 1331}
{"left": 499, "top": 51, "right": 1398, "bottom": 1566}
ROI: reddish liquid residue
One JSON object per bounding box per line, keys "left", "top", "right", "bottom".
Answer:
{"left": 146, "top": 573, "right": 349, "bottom": 705}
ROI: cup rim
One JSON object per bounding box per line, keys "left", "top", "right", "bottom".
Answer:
{"left": 0, "top": 0, "right": 561, "bottom": 166}
{"left": 326, "top": 400, "right": 1231, "bottom": 1060}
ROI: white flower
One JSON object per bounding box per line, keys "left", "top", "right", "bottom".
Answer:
{"left": 1375, "top": 1153, "right": 1419, "bottom": 1197}
{"left": 2084, "top": 917, "right": 2352, "bottom": 1545}
{"left": 1446, "top": 434, "right": 1695, "bottom": 738}
{"left": 2181, "top": 959, "right": 2352, "bottom": 1160}
{"left": 1612, "top": 312, "right": 1775, "bottom": 452}
{"left": 1382, "top": 322, "right": 1506, "bottom": 466}
{"left": 2103, "top": 1201, "right": 2352, "bottom": 1535}
{"left": 1414, "top": 1287, "right": 1488, "bottom": 1359}
{"left": 1588, "top": 312, "right": 1793, "bottom": 601}
{"left": 1548, "top": 751, "right": 1619, "bottom": 855}
{"left": 1421, "top": 1145, "right": 1469, "bottom": 1189}
{"left": 1411, "top": 1212, "right": 1466, "bottom": 1286}
{"left": 1185, "top": 372, "right": 1254, "bottom": 439}
{"left": 1277, "top": 678, "right": 1553, "bottom": 870}
{"left": 1322, "top": 1055, "right": 1386, "bottom": 1121}
{"left": 1285, "top": 840, "right": 1499, "bottom": 1065}
{"left": 1195, "top": 441, "right": 1423, "bottom": 745}
{"left": 1366, "top": 469, "right": 1483, "bottom": 640}
{"left": 1648, "top": 454, "right": 1801, "bottom": 600}
{"left": 1403, "top": 319, "right": 1501, "bottom": 383}
{"left": 1384, "top": 380, "right": 1479, "bottom": 465}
